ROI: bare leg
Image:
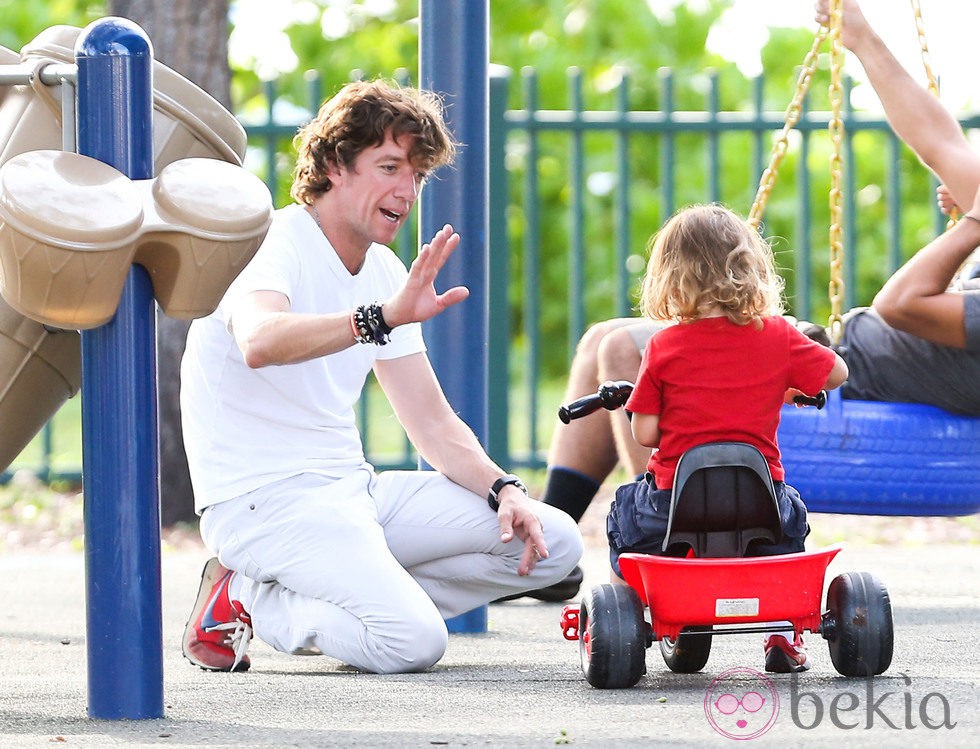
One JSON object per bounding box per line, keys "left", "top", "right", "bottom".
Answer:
{"left": 546, "top": 318, "right": 642, "bottom": 482}
{"left": 522, "top": 317, "right": 649, "bottom": 602}
{"left": 814, "top": 0, "right": 980, "bottom": 210}
{"left": 596, "top": 325, "right": 654, "bottom": 479}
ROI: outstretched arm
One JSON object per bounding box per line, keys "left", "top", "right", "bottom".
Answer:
{"left": 231, "top": 224, "right": 469, "bottom": 367}
{"left": 814, "top": 0, "right": 980, "bottom": 209}
{"left": 873, "top": 188, "right": 980, "bottom": 348}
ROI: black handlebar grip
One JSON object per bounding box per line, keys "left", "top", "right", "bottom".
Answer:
{"left": 558, "top": 380, "right": 635, "bottom": 423}
{"left": 792, "top": 390, "right": 827, "bottom": 409}
{"left": 558, "top": 394, "right": 604, "bottom": 424}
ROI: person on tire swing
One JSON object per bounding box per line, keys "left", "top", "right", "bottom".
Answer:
{"left": 604, "top": 203, "right": 848, "bottom": 673}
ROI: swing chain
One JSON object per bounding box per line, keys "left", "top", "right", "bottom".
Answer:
{"left": 748, "top": 3, "right": 846, "bottom": 342}
{"left": 910, "top": 0, "right": 958, "bottom": 227}
{"left": 827, "top": 0, "right": 846, "bottom": 344}
{"left": 751, "top": 0, "right": 949, "bottom": 345}
{"left": 747, "top": 29, "right": 827, "bottom": 230}
{"left": 911, "top": 0, "right": 940, "bottom": 98}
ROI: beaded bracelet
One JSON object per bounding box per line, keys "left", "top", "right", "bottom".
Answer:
{"left": 351, "top": 302, "right": 392, "bottom": 345}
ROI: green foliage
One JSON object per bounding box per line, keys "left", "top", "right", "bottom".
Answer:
{"left": 0, "top": 0, "right": 103, "bottom": 51}
{"left": 0, "top": 471, "right": 84, "bottom": 551}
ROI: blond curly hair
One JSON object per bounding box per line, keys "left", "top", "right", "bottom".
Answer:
{"left": 639, "top": 203, "right": 784, "bottom": 326}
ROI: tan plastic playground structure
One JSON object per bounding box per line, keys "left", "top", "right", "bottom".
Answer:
{"left": 2, "top": 25, "right": 246, "bottom": 169}
{"left": 0, "top": 150, "right": 272, "bottom": 328}
{"left": 0, "top": 26, "right": 272, "bottom": 475}
{"left": 0, "top": 295, "right": 81, "bottom": 474}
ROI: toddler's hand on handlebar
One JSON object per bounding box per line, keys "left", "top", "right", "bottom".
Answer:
{"left": 785, "top": 388, "right": 827, "bottom": 409}
{"left": 784, "top": 388, "right": 805, "bottom": 406}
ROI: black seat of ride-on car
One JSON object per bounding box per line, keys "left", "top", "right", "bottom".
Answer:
{"left": 662, "top": 442, "right": 782, "bottom": 559}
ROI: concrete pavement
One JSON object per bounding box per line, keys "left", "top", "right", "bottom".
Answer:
{"left": 0, "top": 521, "right": 977, "bottom": 748}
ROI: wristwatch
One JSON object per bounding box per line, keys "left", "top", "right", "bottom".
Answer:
{"left": 487, "top": 473, "right": 527, "bottom": 512}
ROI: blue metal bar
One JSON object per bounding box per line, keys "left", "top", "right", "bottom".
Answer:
{"left": 659, "top": 69, "right": 675, "bottom": 220}
{"left": 419, "top": 0, "right": 489, "bottom": 635}
{"left": 263, "top": 79, "right": 278, "bottom": 197}
{"left": 502, "top": 109, "right": 980, "bottom": 133}
{"left": 568, "top": 67, "right": 585, "bottom": 352}
{"left": 843, "top": 77, "right": 856, "bottom": 311}
{"left": 752, "top": 76, "right": 765, "bottom": 197}
{"left": 240, "top": 105, "right": 980, "bottom": 139}
{"left": 887, "top": 133, "right": 902, "bottom": 274}
{"left": 75, "top": 17, "right": 162, "bottom": 719}
{"left": 522, "top": 67, "right": 542, "bottom": 465}
{"left": 797, "top": 93, "right": 813, "bottom": 320}
{"left": 707, "top": 70, "right": 720, "bottom": 203}
{"left": 614, "top": 71, "right": 631, "bottom": 317}
{"left": 487, "top": 67, "right": 511, "bottom": 465}
{"left": 41, "top": 422, "right": 53, "bottom": 482}
{"left": 305, "top": 69, "right": 321, "bottom": 119}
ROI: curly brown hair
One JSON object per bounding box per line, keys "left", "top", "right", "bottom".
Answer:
{"left": 290, "top": 79, "right": 458, "bottom": 205}
{"left": 640, "top": 203, "right": 785, "bottom": 326}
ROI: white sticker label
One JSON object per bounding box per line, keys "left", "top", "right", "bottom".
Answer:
{"left": 715, "top": 598, "right": 760, "bottom": 617}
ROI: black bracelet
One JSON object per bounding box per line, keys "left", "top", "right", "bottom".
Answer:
{"left": 351, "top": 305, "right": 374, "bottom": 344}
{"left": 367, "top": 302, "right": 392, "bottom": 337}
{"left": 352, "top": 303, "right": 392, "bottom": 345}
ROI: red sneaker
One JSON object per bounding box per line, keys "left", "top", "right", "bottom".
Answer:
{"left": 764, "top": 633, "right": 811, "bottom": 673}
{"left": 182, "top": 558, "right": 253, "bottom": 672}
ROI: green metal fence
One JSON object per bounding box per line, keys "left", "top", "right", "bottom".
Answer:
{"left": 7, "top": 65, "right": 980, "bottom": 483}
{"left": 486, "top": 65, "right": 980, "bottom": 471}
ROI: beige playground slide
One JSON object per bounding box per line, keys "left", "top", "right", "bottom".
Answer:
{"left": 0, "top": 27, "right": 271, "bottom": 476}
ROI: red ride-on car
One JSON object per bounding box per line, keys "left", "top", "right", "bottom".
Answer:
{"left": 557, "top": 381, "right": 894, "bottom": 689}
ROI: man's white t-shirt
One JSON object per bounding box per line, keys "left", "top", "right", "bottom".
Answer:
{"left": 181, "top": 203, "right": 426, "bottom": 512}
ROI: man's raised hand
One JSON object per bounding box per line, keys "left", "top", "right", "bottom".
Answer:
{"left": 383, "top": 224, "right": 469, "bottom": 327}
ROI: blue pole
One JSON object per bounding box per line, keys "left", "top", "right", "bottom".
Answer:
{"left": 76, "top": 17, "right": 163, "bottom": 719}
{"left": 419, "top": 0, "right": 490, "bottom": 634}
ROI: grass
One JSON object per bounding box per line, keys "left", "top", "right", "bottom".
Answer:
{"left": 0, "top": 471, "right": 84, "bottom": 551}
{"left": 6, "top": 394, "right": 82, "bottom": 478}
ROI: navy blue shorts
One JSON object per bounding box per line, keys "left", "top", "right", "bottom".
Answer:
{"left": 606, "top": 475, "right": 809, "bottom": 577}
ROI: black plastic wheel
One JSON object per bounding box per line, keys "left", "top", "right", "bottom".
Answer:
{"left": 659, "top": 625, "right": 712, "bottom": 673}
{"left": 823, "top": 571, "right": 894, "bottom": 677}
{"left": 578, "top": 584, "right": 647, "bottom": 689}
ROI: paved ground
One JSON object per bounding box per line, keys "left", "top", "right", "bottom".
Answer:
{"left": 0, "top": 509, "right": 977, "bottom": 748}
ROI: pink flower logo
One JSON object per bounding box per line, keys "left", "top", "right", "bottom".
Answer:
{"left": 704, "top": 667, "right": 780, "bottom": 740}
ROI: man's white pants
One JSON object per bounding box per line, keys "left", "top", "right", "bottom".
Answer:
{"left": 200, "top": 468, "right": 583, "bottom": 674}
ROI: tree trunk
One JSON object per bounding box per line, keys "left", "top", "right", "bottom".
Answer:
{"left": 108, "top": 0, "right": 231, "bottom": 526}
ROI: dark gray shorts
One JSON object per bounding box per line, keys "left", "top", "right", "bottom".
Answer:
{"left": 606, "top": 475, "right": 809, "bottom": 577}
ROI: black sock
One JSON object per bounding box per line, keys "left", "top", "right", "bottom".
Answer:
{"left": 540, "top": 466, "right": 601, "bottom": 523}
